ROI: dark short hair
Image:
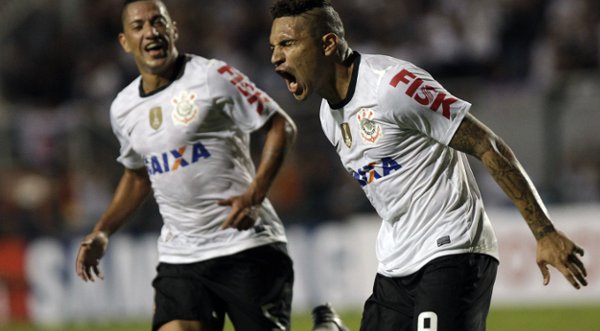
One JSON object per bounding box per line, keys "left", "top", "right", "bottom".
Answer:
{"left": 123, "top": 0, "right": 143, "bottom": 10}
{"left": 270, "top": 0, "right": 333, "bottom": 19}
{"left": 270, "top": 0, "right": 346, "bottom": 43}
{"left": 121, "top": 0, "right": 170, "bottom": 26}
{"left": 122, "top": 0, "right": 144, "bottom": 23}
{"left": 122, "top": 0, "right": 167, "bottom": 16}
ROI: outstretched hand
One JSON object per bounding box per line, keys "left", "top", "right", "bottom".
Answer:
{"left": 536, "top": 231, "right": 587, "bottom": 289}
{"left": 76, "top": 231, "right": 109, "bottom": 282}
{"left": 218, "top": 195, "right": 259, "bottom": 231}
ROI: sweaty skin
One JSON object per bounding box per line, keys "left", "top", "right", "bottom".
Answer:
{"left": 270, "top": 14, "right": 353, "bottom": 105}
{"left": 118, "top": 0, "right": 180, "bottom": 93}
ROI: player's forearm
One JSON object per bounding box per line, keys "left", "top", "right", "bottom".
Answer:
{"left": 250, "top": 113, "right": 296, "bottom": 204}
{"left": 480, "top": 140, "right": 556, "bottom": 240}
{"left": 93, "top": 168, "right": 152, "bottom": 236}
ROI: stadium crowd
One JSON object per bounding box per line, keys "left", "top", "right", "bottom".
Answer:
{"left": 0, "top": 0, "right": 599, "bottom": 239}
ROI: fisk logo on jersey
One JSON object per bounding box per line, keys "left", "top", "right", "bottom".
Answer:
{"left": 350, "top": 157, "right": 401, "bottom": 187}
{"left": 389, "top": 69, "right": 457, "bottom": 120}
{"left": 218, "top": 64, "right": 270, "bottom": 115}
{"left": 145, "top": 142, "right": 211, "bottom": 176}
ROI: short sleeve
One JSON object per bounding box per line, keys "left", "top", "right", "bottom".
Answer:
{"left": 380, "top": 63, "right": 470, "bottom": 145}
{"left": 319, "top": 99, "right": 338, "bottom": 147}
{"left": 207, "top": 60, "right": 282, "bottom": 132}
{"left": 110, "top": 106, "right": 145, "bottom": 169}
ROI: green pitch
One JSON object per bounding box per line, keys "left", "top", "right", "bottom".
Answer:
{"left": 2, "top": 306, "right": 599, "bottom": 331}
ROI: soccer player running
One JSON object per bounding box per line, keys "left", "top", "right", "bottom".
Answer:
{"left": 76, "top": 1, "right": 298, "bottom": 330}
{"left": 269, "top": 1, "right": 588, "bottom": 330}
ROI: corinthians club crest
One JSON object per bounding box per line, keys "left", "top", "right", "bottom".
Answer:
{"left": 357, "top": 108, "right": 382, "bottom": 144}
{"left": 171, "top": 90, "right": 199, "bottom": 126}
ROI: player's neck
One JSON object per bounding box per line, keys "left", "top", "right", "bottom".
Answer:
{"left": 140, "top": 73, "right": 172, "bottom": 94}
{"left": 139, "top": 55, "right": 183, "bottom": 94}
{"left": 321, "top": 53, "right": 356, "bottom": 105}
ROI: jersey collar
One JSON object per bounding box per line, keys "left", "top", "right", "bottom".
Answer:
{"left": 138, "top": 54, "right": 187, "bottom": 98}
{"left": 328, "top": 51, "right": 361, "bottom": 110}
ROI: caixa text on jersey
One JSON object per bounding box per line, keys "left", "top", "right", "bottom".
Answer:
{"left": 350, "top": 157, "right": 401, "bottom": 187}
{"left": 144, "top": 142, "right": 211, "bottom": 175}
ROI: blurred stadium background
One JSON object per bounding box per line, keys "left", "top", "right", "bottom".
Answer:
{"left": 0, "top": 0, "right": 599, "bottom": 330}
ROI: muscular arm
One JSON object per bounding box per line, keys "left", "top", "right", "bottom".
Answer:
{"left": 448, "top": 114, "right": 554, "bottom": 240}
{"left": 76, "top": 167, "right": 152, "bottom": 281}
{"left": 449, "top": 113, "right": 587, "bottom": 288}
{"left": 219, "top": 112, "right": 297, "bottom": 229}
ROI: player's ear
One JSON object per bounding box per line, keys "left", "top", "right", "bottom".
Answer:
{"left": 172, "top": 21, "right": 179, "bottom": 42}
{"left": 322, "top": 33, "right": 338, "bottom": 57}
{"left": 118, "top": 32, "right": 132, "bottom": 53}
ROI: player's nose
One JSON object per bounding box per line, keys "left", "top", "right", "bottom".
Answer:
{"left": 142, "top": 21, "right": 159, "bottom": 37}
{"left": 271, "top": 46, "right": 284, "bottom": 67}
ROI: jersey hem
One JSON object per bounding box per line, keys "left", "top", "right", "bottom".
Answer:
{"left": 157, "top": 236, "right": 288, "bottom": 264}
{"left": 377, "top": 249, "right": 499, "bottom": 278}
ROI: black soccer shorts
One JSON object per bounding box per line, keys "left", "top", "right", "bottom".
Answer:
{"left": 360, "top": 253, "right": 498, "bottom": 331}
{"left": 151, "top": 243, "right": 294, "bottom": 331}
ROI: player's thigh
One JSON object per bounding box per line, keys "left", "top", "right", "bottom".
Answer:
{"left": 359, "top": 274, "right": 413, "bottom": 331}
{"left": 152, "top": 263, "right": 225, "bottom": 331}
{"left": 414, "top": 254, "right": 498, "bottom": 331}
{"left": 214, "top": 244, "right": 294, "bottom": 331}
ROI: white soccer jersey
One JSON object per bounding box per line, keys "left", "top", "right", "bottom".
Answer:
{"left": 110, "top": 54, "right": 287, "bottom": 263}
{"left": 320, "top": 53, "right": 498, "bottom": 277}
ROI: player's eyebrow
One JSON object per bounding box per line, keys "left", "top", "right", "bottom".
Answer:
{"left": 127, "top": 14, "right": 166, "bottom": 27}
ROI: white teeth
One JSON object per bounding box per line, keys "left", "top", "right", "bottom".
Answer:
{"left": 145, "top": 42, "right": 163, "bottom": 51}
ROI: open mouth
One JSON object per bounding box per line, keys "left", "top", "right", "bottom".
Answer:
{"left": 144, "top": 40, "right": 166, "bottom": 57}
{"left": 276, "top": 70, "right": 300, "bottom": 95}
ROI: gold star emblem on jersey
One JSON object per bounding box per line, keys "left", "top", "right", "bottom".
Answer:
{"left": 340, "top": 122, "right": 352, "bottom": 148}
{"left": 149, "top": 107, "right": 163, "bottom": 130}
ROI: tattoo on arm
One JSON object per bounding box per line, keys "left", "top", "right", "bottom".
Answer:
{"left": 483, "top": 142, "right": 555, "bottom": 239}
{"left": 450, "top": 115, "right": 555, "bottom": 240}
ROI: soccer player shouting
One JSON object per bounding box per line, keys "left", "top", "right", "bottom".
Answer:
{"left": 269, "top": 1, "right": 587, "bottom": 330}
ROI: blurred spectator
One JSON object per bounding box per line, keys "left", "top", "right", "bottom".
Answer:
{"left": 561, "top": 146, "right": 600, "bottom": 203}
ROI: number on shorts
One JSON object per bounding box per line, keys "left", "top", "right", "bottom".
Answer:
{"left": 418, "top": 311, "right": 438, "bottom": 331}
